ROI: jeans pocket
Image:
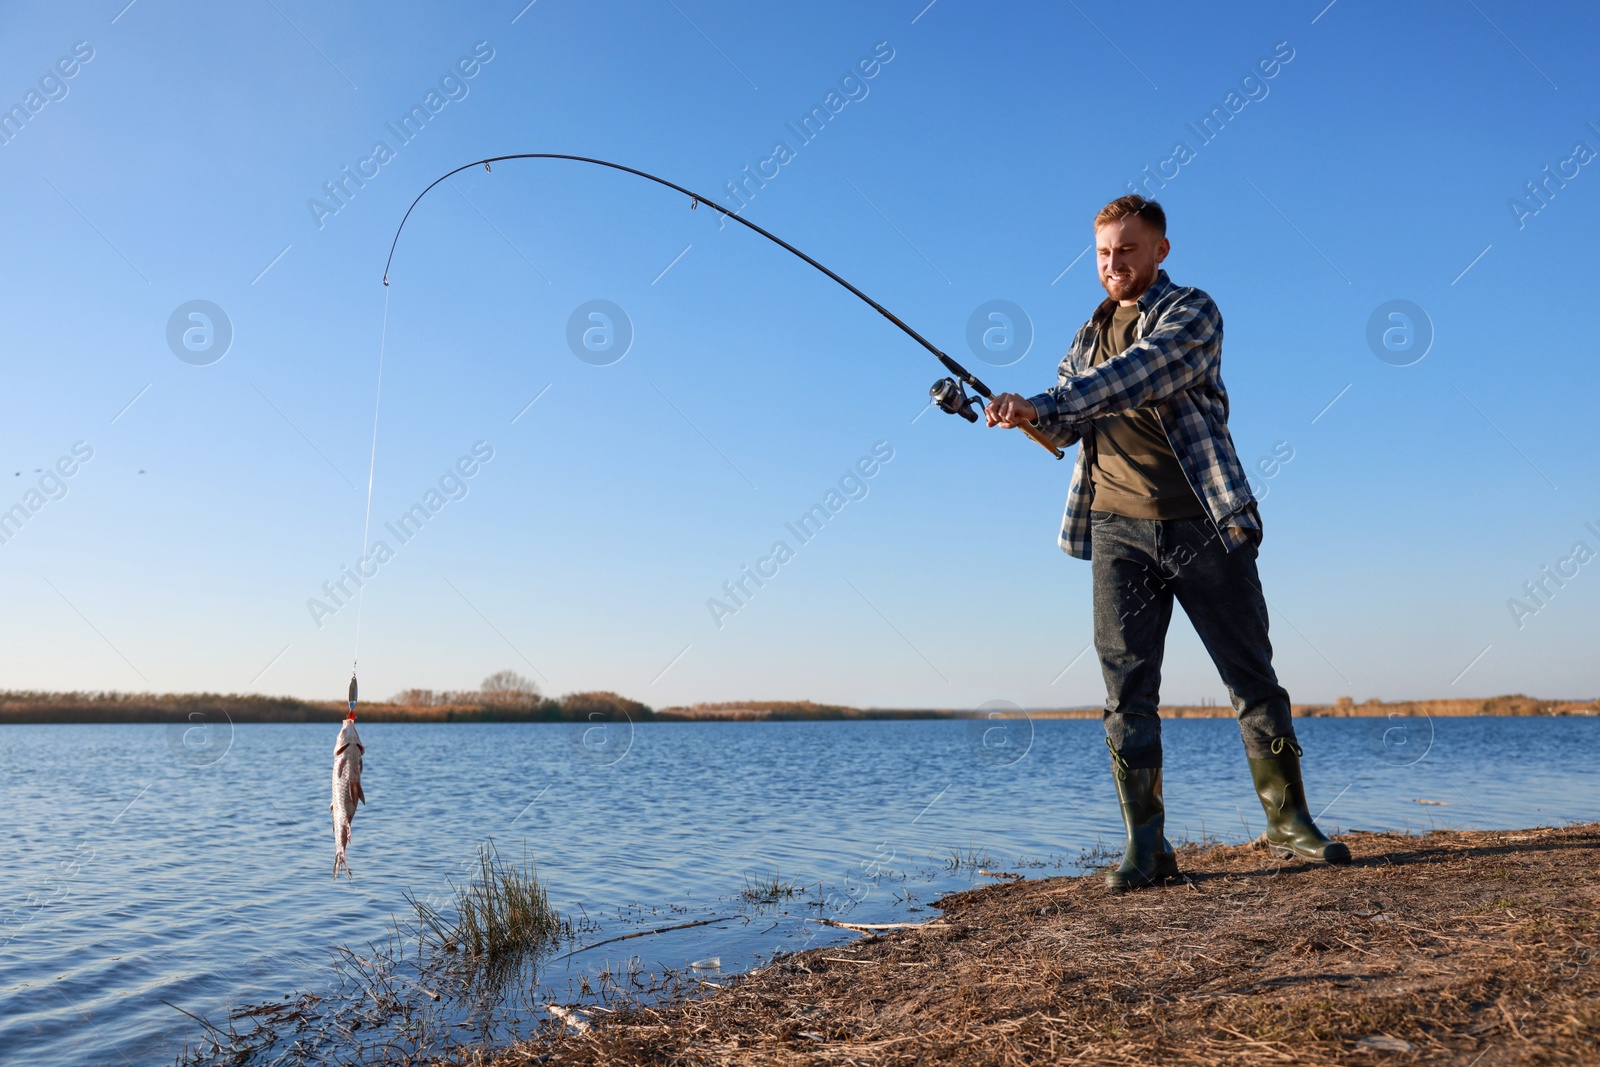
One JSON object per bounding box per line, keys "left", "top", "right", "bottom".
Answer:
{"left": 1090, "top": 509, "right": 1116, "bottom": 525}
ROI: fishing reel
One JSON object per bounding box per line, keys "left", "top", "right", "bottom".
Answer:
{"left": 928, "top": 375, "right": 1064, "bottom": 458}
{"left": 930, "top": 377, "right": 982, "bottom": 423}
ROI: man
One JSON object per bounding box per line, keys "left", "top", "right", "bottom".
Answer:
{"left": 985, "top": 195, "right": 1350, "bottom": 892}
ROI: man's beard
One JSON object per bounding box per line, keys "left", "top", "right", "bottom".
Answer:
{"left": 1102, "top": 262, "right": 1158, "bottom": 302}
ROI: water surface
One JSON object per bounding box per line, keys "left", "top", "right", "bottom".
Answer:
{"left": 2, "top": 715, "right": 1594, "bottom": 1064}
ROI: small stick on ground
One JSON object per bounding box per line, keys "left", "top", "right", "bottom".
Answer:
{"left": 809, "top": 918, "right": 950, "bottom": 932}
{"left": 554, "top": 916, "right": 733, "bottom": 961}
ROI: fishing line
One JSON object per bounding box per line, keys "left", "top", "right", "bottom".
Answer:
{"left": 347, "top": 283, "right": 391, "bottom": 712}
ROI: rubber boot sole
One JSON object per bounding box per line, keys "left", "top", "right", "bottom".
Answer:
{"left": 1267, "top": 836, "right": 1352, "bottom": 865}
{"left": 1106, "top": 852, "right": 1180, "bottom": 893}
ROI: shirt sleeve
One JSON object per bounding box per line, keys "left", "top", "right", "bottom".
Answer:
{"left": 1027, "top": 290, "right": 1221, "bottom": 422}
{"left": 1027, "top": 408, "right": 1085, "bottom": 450}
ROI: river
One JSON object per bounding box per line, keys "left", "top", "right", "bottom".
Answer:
{"left": 2, "top": 715, "right": 1593, "bottom": 1064}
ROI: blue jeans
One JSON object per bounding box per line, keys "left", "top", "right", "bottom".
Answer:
{"left": 1090, "top": 510, "right": 1295, "bottom": 767}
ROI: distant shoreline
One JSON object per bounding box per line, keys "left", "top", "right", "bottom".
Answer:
{"left": 0, "top": 691, "right": 1593, "bottom": 724}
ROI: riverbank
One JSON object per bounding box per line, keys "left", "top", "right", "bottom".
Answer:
{"left": 0, "top": 690, "right": 1593, "bottom": 724}
{"left": 472, "top": 823, "right": 1599, "bottom": 1066}
{"left": 660, "top": 695, "right": 1597, "bottom": 720}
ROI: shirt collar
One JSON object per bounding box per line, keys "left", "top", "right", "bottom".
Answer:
{"left": 1136, "top": 269, "right": 1174, "bottom": 311}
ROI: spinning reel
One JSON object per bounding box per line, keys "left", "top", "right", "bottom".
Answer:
{"left": 928, "top": 375, "right": 1063, "bottom": 458}
{"left": 930, "top": 377, "right": 981, "bottom": 423}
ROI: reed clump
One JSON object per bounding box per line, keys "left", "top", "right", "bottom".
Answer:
{"left": 175, "top": 843, "right": 568, "bottom": 1065}
{"left": 409, "top": 839, "right": 568, "bottom": 961}
{"left": 740, "top": 870, "right": 807, "bottom": 904}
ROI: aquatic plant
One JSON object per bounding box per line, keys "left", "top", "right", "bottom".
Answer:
{"left": 942, "top": 842, "right": 997, "bottom": 872}
{"left": 409, "top": 839, "right": 567, "bottom": 960}
{"left": 739, "top": 869, "right": 806, "bottom": 903}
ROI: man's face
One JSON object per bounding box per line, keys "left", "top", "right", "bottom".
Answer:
{"left": 1095, "top": 216, "right": 1170, "bottom": 304}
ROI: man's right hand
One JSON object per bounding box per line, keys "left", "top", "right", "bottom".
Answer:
{"left": 985, "top": 393, "right": 1038, "bottom": 428}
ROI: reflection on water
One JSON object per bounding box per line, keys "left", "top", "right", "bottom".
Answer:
{"left": 1, "top": 716, "right": 1594, "bottom": 1063}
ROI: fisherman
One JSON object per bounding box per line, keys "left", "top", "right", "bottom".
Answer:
{"left": 984, "top": 194, "right": 1350, "bottom": 892}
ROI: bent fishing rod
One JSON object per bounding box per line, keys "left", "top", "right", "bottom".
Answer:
{"left": 381, "top": 153, "right": 1064, "bottom": 460}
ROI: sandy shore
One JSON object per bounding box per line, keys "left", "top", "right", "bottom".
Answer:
{"left": 464, "top": 823, "right": 1600, "bottom": 1066}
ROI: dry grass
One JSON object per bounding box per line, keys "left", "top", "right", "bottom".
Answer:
{"left": 411, "top": 840, "right": 566, "bottom": 960}
{"left": 465, "top": 823, "right": 1600, "bottom": 1066}
{"left": 6, "top": 689, "right": 1592, "bottom": 723}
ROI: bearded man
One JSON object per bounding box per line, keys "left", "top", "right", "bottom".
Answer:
{"left": 985, "top": 195, "right": 1350, "bottom": 892}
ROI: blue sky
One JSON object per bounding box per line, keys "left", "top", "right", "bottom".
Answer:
{"left": 0, "top": 0, "right": 1594, "bottom": 709}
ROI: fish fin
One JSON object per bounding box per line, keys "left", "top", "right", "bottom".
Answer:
{"left": 352, "top": 781, "right": 366, "bottom": 806}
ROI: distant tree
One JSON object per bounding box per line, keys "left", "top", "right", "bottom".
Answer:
{"left": 478, "top": 670, "right": 543, "bottom": 709}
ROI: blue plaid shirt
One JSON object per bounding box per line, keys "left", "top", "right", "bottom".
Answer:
{"left": 1027, "top": 269, "right": 1260, "bottom": 560}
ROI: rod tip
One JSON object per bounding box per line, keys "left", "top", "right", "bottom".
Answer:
{"left": 381, "top": 276, "right": 389, "bottom": 287}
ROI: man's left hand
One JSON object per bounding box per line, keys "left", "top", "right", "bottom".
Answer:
{"left": 985, "top": 393, "right": 1038, "bottom": 428}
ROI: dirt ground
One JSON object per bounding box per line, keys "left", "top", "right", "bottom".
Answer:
{"left": 450, "top": 823, "right": 1600, "bottom": 1066}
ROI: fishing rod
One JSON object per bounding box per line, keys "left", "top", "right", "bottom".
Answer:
{"left": 335, "top": 155, "right": 1063, "bottom": 803}
{"left": 381, "top": 153, "right": 1065, "bottom": 460}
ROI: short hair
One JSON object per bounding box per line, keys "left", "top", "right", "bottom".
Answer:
{"left": 1095, "top": 195, "right": 1167, "bottom": 236}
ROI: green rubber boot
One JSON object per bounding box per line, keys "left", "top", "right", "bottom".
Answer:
{"left": 1248, "top": 738, "right": 1352, "bottom": 865}
{"left": 1105, "top": 747, "right": 1180, "bottom": 893}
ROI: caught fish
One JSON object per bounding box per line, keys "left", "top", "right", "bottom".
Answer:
{"left": 331, "top": 712, "right": 366, "bottom": 879}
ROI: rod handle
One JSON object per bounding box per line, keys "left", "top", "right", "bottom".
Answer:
{"left": 1018, "top": 419, "right": 1065, "bottom": 459}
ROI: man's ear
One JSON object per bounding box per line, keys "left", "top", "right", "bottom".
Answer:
{"left": 1155, "top": 237, "right": 1171, "bottom": 265}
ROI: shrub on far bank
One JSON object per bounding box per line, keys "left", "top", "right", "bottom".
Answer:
{"left": 393, "top": 670, "right": 546, "bottom": 711}
{"left": 387, "top": 675, "right": 654, "bottom": 722}
{"left": 558, "top": 690, "right": 653, "bottom": 721}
